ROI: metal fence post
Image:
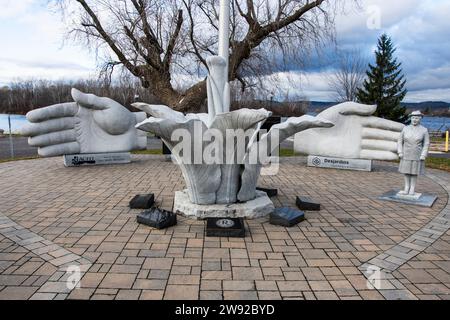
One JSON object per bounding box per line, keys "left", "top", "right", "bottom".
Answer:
{"left": 446, "top": 130, "right": 449, "bottom": 153}
{"left": 8, "top": 114, "right": 15, "bottom": 159}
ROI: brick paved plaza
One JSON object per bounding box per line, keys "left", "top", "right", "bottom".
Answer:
{"left": 0, "top": 155, "right": 449, "bottom": 300}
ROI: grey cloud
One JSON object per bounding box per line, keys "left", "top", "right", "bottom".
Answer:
{"left": 296, "top": 0, "right": 450, "bottom": 101}
{"left": 1, "top": 57, "right": 91, "bottom": 71}
{"left": 407, "top": 65, "right": 450, "bottom": 91}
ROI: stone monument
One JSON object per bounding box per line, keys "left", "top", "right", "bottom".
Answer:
{"left": 134, "top": 0, "right": 334, "bottom": 219}
{"left": 294, "top": 102, "right": 405, "bottom": 171}
{"left": 379, "top": 111, "right": 437, "bottom": 207}
{"left": 20, "top": 89, "right": 147, "bottom": 166}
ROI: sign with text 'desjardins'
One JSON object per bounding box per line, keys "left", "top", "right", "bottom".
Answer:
{"left": 307, "top": 155, "right": 372, "bottom": 172}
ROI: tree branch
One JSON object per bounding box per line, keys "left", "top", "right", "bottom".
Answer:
{"left": 76, "top": 0, "right": 143, "bottom": 77}
{"left": 123, "top": 25, "right": 162, "bottom": 71}
{"left": 163, "top": 9, "right": 184, "bottom": 70}
{"left": 183, "top": 0, "right": 208, "bottom": 68}
{"left": 263, "top": 0, "right": 326, "bottom": 36}
{"left": 130, "top": 0, "right": 163, "bottom": 54}
{"left": 229, "top": 0, "right": 326, "bottom": 79}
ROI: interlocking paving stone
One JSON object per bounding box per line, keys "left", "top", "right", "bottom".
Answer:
{"left": 0, "top": 156, "right": 449, "bottom": 300}
{"left": 164, "top": 285, "right": 199, "bottom": 300}
{"left": 0, "top": 215, "right": 93, "bottom": 300}
{"left": 358, "top": 170, "right": 450, "bottom": 299}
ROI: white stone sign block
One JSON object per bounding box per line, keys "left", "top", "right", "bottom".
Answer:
{"left": 63, "top": 153, "right": 131, "bottom": 167}
{"left": 308, "top": 155, "right": 372, "bottom": 172}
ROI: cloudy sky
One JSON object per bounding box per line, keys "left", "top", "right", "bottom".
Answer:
{"left": 0, "top": 0, "right": 449, "bottom": 102}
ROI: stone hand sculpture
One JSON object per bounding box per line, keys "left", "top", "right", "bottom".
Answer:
{"left": 20, "top": 89, "right": 147, "bottom": 157}
{"left": 294, "top": 102, "right": 405, "bottom": 160}
{"left": 134, "top": 57, "right": 334, "bottom": 206}
{"left": 238, "top": 115, "right": 334, "bottom": 202}
{"left": 134, "top": 100, "right": 333, "bottom": 205}
{"left": 397, "top": 111, "right": 430, "bottom": 197}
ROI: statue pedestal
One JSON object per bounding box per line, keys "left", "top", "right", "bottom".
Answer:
{"left": 174, "top": 190, "right": 275, "bottom": 220}
{"left": 63, "top": 153, "right": 131, "bottom": 167}
{"left": 379, "top": 190, "right": 437, "bottom": 207}
{"left": 396, "top": 192, "right": 422, "bottom": 201}
{"left": 308, "top": 155, "right": 372, "bottom": 172}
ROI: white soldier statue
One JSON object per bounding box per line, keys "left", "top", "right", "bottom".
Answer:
{"left": 397, "top": 110, "right": 430, "bottom": 197}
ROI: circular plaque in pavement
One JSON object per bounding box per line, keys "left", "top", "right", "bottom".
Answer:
{"left": 216, "top": 219, "right": 235, "bottom": 228}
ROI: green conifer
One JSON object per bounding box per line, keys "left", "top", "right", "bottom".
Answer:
{"left": 357, "top": 34, "right": 407, "bottom": 121}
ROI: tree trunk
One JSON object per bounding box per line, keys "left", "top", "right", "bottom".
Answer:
{"left": 142, "top": 67, "right": 206, "bottom": 114}
{"left": 176, "top": 80, "right": 207, "bottom": 113}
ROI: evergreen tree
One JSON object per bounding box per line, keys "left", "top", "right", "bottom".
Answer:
{"left": 357, "top": 34, "right": 407, "bottom": 122}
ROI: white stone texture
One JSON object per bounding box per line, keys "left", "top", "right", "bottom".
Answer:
{"left": 396, "top": 192, "right": 422, "bottom": 200}
{"left": 174, "top": 190, "right": 275, "bottom": 219}
{"left": 294, "top": 102, "right": 405, "bottom": 161}
{"left": 20, "top": 89, "right": 147, "bottom": 157}
{"left": 397, "top": 114, "right": 430, "bottom": 195}
{"left": 135, "top": 102, "right": 333, "bottom": 206}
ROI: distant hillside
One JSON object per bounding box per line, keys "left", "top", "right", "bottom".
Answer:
{"left": 308, "top": 101, "right": 335, "bottom": 113}
{"left": 232, "top": 100, "right": 450, "bottom": 117}
{"left": 308, "top": 101, "right": 450, "bottom": 116}
{"left": 401, "top": 101, "right": 450, "bottom": 112}
{"left": 232, "top": 100, "right": 308, "bottom": 117}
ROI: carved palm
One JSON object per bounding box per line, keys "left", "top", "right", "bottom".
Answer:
{"left": 294, "top": 102, "right": 405, "bottom": 160}
{"left": 21, "top": 89, "right": 147, "bottom": 157}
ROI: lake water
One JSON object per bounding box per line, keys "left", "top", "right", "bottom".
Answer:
{"left": 1, "top": 113, "right": 449, "bottom": 134}
{"left": 421, "top": 116, "right": 449, "bottom": 131}
{"left": 0, "top": 114, "right": 28, "bottom": 134}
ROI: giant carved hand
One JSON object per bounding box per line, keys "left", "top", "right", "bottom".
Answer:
{"left": 21, "top": 89, "right": 147, "bottom": 157}
{"left": 294, "top": 102, "right": 405, "bottom": 160}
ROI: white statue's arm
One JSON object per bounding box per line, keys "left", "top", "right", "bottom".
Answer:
{"left": 421, "top": 130, "right": 430, "bottom": 160}
{"left": 397, "top": 129, "right": 404, "bottom": 158}
{"left": 238, "top": 115, "right": 334, "bottom": 202}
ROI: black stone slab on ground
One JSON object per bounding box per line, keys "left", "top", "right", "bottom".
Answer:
{"left": 296, "top": 196, "right": 321, "bottom": 211}
{"left": 129, "top": 194, "right": 155, "bottom": 209}
{"left": 270, "top": 207, "right": 305, "bottom": 227}
{"left": 256, "top": 187, "right": 278, "bottom": 198}
{"left": 206, "top": 218, "right": 246, "bottom": 238}
{"left": 137, "top": 208, "right": 177, "bottom": 229}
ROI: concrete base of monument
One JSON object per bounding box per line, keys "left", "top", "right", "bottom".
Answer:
{"left": 307, "top": 155, "right": 372, "bottom": 172}
{"left": 174, "top": 190, "right": 275, "bottom": 220}
{"left": 379, "top": 190, "right": 438, "bottom": 208}
{"left": 63, "top": 153, "right": 131, "bottom": 167}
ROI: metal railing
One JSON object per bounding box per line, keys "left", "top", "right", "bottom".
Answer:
{"left": 429, "top": 130, "right": 449, "bottom": 153}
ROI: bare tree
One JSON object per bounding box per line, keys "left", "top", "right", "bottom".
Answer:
{"left": 55, "top": 0, "right": 348, "bottom": 112}
{"left": 0, "top": 78, "right": 161, "bottom": 114}
{"left": 328, "top": 49, "right": 366, "bottom": 102}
